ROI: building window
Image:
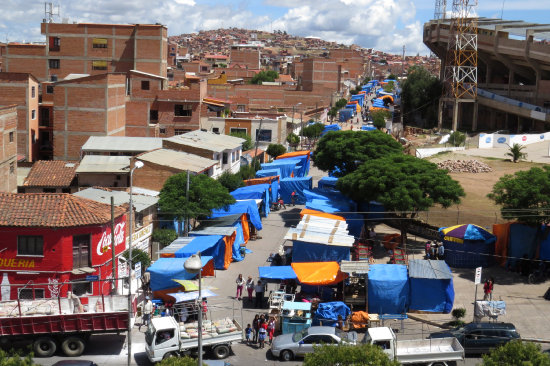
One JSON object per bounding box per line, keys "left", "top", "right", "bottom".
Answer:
{"left": 159, "top": 127, "right": 166, "bottom": 134}
{"left": 43, "top": 188, "right": 56, "bottom": 193}
{"left": 92, "top": 60, "right": 108, "bottom": 70}
{"left": 141, "top": 80, "right": 150, "bottom": 90}
{"left": 212, "top": 127, "right": 220, "bottom": 134}
{"left": 46, "top": 85, "right": 54, "bottom": 94}
{"left": 174, "top": 104, "right": 192, "bottom": 117}
{"left": 174, "top": 129, "right": 190, "bottom": 135}
{"left": 31, "top": 86, "right": 35, "bottom": 98}
{"left": 49, "top": 59, "right": 60, "bottom": 69}
{"left": 9, "top": 132, "right": 14, "bottom": 142}
{"left": 17, "top": 236, "right": 44, "bottom": 256}
{"left": 61, "top": 188, "right": 71, "bottom": 193}
{"left": 231, "top": 151, "right": 235, "bottom": 163}
{"left": 49, "top": 37, "right": 60, "bottom": 51}
{"left": 149, "top": 110, "right": 158, "bottom": 122}
{"left": 72, "top": 282, "right": 92, "bottom": 296}
{"left": 237, "top": 104, "right": 246, "bottom": 112}
{"left": 31, "top": 110, "right": 36, "bottom": 120}
{"left": 222, "top": 152, "right": 228, "bottom": 164}
{"left": 92, "top": 38, "right": 108, "bottom": 48}
{"left": 9, "top": 162, "right": 15, "bottom": 174}
{"left": 18, "top": 288, "right": 45, "bottom": 300}
{"left": 256, "top": 129, "right": 272, "bottom": 142}
{"left": 230, "top": 127, "right": 247, "bottom": 135}
{"left": 73, "top": 234, "right": 91, "bottom": 269}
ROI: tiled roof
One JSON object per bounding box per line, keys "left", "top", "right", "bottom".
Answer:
{"left": 23, "top": 161, "right": 78, "bottom": 187}
{"left": 0, "top": 193, "right": 126, "bottom": 228}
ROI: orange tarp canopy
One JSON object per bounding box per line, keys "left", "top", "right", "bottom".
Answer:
{"left": 493, "top": 223, "right": 511, "bottom": 266}
{"left": 222, "top": 232, "right": 236, "bottom": 269}
{"left": 299, "top": 209, "right": 346, "bottom": 221}
{"left": 291, "top": 262, "right": 348, "bottom": 285}
{"left": 241, "top": 213, "right": 250, "bottom": 244}
{"left": 244, "top": 176, "right": 279, "bottom": 185}
{"left": 276, "top": 150, "right": 311, "bottom": 160}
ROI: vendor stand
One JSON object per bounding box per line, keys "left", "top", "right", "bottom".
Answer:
{"left": 280, "top": 301, "right": 312, "bottom": 334}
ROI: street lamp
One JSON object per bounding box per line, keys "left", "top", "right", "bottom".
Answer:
{"left": 127, "top": 159, "right": 143, "bottom": 366}
{"left": 184, "top": 253, "right": 203, "bottom": 366}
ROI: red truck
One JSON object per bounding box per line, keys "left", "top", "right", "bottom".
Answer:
{"left": 0, "top": 294, "right": 134, "bottom": 357}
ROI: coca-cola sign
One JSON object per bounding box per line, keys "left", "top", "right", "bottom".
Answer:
{"left": 96, "top": 222, "right": 126, "bottom": 256}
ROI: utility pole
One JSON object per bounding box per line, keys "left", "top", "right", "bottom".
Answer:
{"left": 401, "top": 45, "right": 405, "bottom": 77}
{"left": 185, "top": 170, "right": 190, "bottom": 236}
{"left": 111, "top": 196, "right": 116, "bottom": 294}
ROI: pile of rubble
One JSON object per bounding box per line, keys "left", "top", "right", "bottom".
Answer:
{"left": 437, "top": 160, "right": 493, "bottom": 173}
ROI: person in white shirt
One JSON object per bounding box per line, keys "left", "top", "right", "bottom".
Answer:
{"left": 140, "top": 296, "right": 153, "bottom": 331}
{"left": 255, "top": 279, "right": 265, "bottom": 308}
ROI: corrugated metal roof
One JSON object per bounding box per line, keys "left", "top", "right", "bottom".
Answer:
{"left": 73, "top": 187, "right": 158, "bottom": 212}
{"left": 164, "top": 130, "right": 244, "bottom": 153}
{"left": 75, "top": 155, "right": 130, "bottom": 173}
{"left": 340, "top": 260, "right": 370, "bottom": 274}
{"left": 408, "top": 259, "right": 453, "bottom": 280}
{"left": 81, "top": 136, "right": 163, "bottom": 152}
{"left": 191, "top": 226, "right": 236, "bottom": 236}
{"left": 137, "top": 149, "right": 217, "bottom": 173}
{"left": 159, "top": 237, "right": 194, "bottom": 254}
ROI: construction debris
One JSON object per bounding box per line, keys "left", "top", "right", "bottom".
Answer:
{"left": 437, "top": 160, "right": 493, "bottom": 173}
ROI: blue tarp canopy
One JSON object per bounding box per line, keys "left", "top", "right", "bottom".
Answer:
{"left": 323, "top": 124, "right": 342, "bottom": 135}
{"left": 174, "top": 235, "right": 225, "bottom": 269}
{"left": 304, "top": 189, "right": 362, "bottom": 236}
{"left": 279, "top": 177, "right": 313, "bottom": 205}
{"left": 361, "top": 126, "right": 377, "bottom": 131}
{"left": 507, "top": 223, "right": 540, "bottom": 267}
{"left": 230, "top": 184, "right": 270, "bottom": 217}
{"left": 278, "top": 155, "right": 310, "bottom": 177}
{"left": 148, "top": 256, "right": 213, "bottom": 291}
{"left": 439, "top": 224, "right": 496, "bottom": 268}
{"left": 539, "top": 225, "right": 550, "bottom": 261}
{"left": 211, "top": 200, "right": 262, "bottom": 231}
{"left": 258, "top": 266, "right": 297, "bottom": 280}
{"left": 339, "top": 109, "right": 353, "bottom": 122}
{"left": 368, "top": 264, "right": 409, "bottom": 314}
{"left": 292, "top": 241, "right": 350, "bottom": 263}
{"left": 262, "top": 159, "right": 301, "bottom": 179}
{"left": 167, "top": 289, "right": 217, "bottom": 303}
{"left": 408, "top": 259, "right": 454, "bottom": 313}
{"left": 318, "top": 177, "right": 338, "bottom": 190}
{"left": 191, "top": 217, "right": 243, "bottom": 262}
{"left": 312, "top": 301, "right": 351, "bottom": 327}
{"left": 256, "top": 169, "right": 281, "bottom": 178}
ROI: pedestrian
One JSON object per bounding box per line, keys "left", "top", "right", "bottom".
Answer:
{"left": 336, "top": 315, "right": 344, "bottom": 330}
{"left": 425, "top": 241, "right": 432, "bottom": 259}
{"left": 483, "top": 277, "right": 494, "bottom": 301}
{"left": 140, "top": 296, "right": 153, "bottom": 331}
{"left": 437, "top": 242, "right": 445, "bottom": 260}
{"left": 267, "top": 317, "right": 276, "bottom": 345}
{"left": 430, "top": 242, "right": 437, "bottom": 260}
{"left": 246, "top": 276, "right": 255, "bottom": 303}
{"left": 245, "top": 323, "right": 252, "bottom": 345}
{"left": 255, "top": 279, "right": 265, "bottom": 308}
{"left": 290, "top": 191, "right": 296, "bottom": 206}
{"left": 201, "top": 298, "right": 208, "bottom": 320}
{"left": 236, "top": 274, "right": 245, "bottom": 300}
{"left": 252, "top": 314, "right": 260, "bottom": 343}
{"left": 258, "top": 320, "right": 267, "bottom": 348}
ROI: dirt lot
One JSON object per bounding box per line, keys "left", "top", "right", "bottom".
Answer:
{"left": 419, "top": 153, "right": 546, "bottom": 229}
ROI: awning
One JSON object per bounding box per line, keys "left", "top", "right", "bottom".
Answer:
{"left": 258, "top": 266, "right": 297, "bottom": 280}
{"left": 291, "top": 262, "right": 348, "bottom": 286}
{"left": 167, "top": 289, "right": 218, "bottom": 303}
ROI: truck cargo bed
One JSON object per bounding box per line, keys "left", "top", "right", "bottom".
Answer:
{"left": 396, "top": 337, "right": 464, "bottom": 364}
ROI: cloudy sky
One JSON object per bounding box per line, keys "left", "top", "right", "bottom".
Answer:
{"left": 1, "top": 0, "right": 549, "bottom": 55}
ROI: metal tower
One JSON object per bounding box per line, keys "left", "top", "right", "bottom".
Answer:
{"left": 434, "top": 0, "right": 447, "bottom": 20}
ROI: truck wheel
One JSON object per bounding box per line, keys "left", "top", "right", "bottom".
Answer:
{"left": 280, "top": 350, "right": 294, "bottom": 361}
{"left": 212, "top": 344, "right": 230, "bottom": 359}
{"left": 61, "top": 336, "right": 85, "bottom": 357}
{"left": 163, "top": 352, "right": 178, "bottom": 359}
{"left": 33, "top": 337, "right": 57, "bottom": 357}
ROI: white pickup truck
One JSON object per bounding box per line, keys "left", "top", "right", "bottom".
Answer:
{"left": 364, "top": 327, "right": 464, "bottom": 366}
{"left": 145, "top": 316, "right": 242, "bottom": 362}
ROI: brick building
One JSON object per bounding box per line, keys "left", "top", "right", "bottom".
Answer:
{"left": 21, "top": 160, "right": 78, "bottom": 193}
{"left": 229, "top": 45, "right": 261, "bottom": 70}
{"left": 0, "top": 72, "right": 40, "bottom": 162}
{"left": 0, "top": 105, "right": 17, "bottom": 192}
{"left": 330, "top": 49, "right": 365, "bottom": 80}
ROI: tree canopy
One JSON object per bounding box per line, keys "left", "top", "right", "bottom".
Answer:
{"left": 301, "top": 123, "right": 325, "bottom": 141}
{"left": 250, "top": 70, "right": 279, "bottom": 84}
{"left": 266, "top": 143, "right": 286, "bottom": 159}
{"left": 159, "top": 172, "right": 235, "bottom": 223}
{"left": 313, "top": 130, "right": 403, "bottom": 177}
{"left": 304, "top": 343, "right": 400, "bottom": 366}
{"left": 217, "top": 170, "right": 245, "bottom": 192}
{"left": 286, "top": 132, "right": 300, "bottom": 146}
{"left": 401, "top": 66, "right": 442, "bottom": 127}
{"left": 338, "top": 154, "right": 464, "bottom": 241}
{"left": 335, "top": 98, "right": 348, "bottom": 109}
{"left": 482, "top": 341, "right": 550, "bottom": 366}
{"left": 371, "top": 110, "right": 391, "bottom": 129}
{"left": 152, "top": 228, "right": 178, "bottom": 249}
{"left": 122, "top": 248, "right": 151, "bottom": 271}
{"left": 229, "top": 131, "right": 253, "bottom": 151}
{"left": 488, "top": 167, "right": 550, "bottom": 225}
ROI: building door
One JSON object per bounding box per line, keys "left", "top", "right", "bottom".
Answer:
{"left": 73, "top": 234, "right": 91, "bottom": 269}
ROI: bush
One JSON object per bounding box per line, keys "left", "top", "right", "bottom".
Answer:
{"left": 482, "top": 341, "right": 550, "bottom": 366}
{"left": 0, "top": 349, "right": 37, "bottom": 365}
{"left": 286, "top": 132, "right": 300, "bottom": 146}
{"left": 158, "top": 356, "right": 208, "bottom": 366}
{"left": 450, "top": 307, "right": 466, "bottom": 327}
{"left": 122, "top": 248, "right": 151, "bottom": 273}
{"left": 266, "top": 143, "right": 286, "bottom": 159}
{"left": 239, "top": 159, "right": 260, "bottom": 180}
{"left": 217, "top": 171, "right": 244, "bottom": 192}
{"left": 152, "top": 229, "right": 178, "bottom": 249}
{"left": 304, "top": 343, "right": 400, "bottom": 366}
{"left": 229, "top": 131, "right": 253, "bottom": 151}
{"left": 448, "top": 131, "right": 466, "bottom": 147}
{"left": 335, "top": 98, "right": 348, "bottom": 109}
{"left": 371, "top": 110, "right": 391, "bottom": 129}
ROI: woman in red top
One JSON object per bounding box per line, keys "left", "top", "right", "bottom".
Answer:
{"left": 267, "top": 317, "right": 276, "bottom": 344}
{"left": 483, "top": 277, "right": 494, "bottom": 301}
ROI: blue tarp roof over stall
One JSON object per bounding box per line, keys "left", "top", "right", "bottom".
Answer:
{"left": 408, "top": 259, "right": 454, "bottom": 313}
{"left": 211, "top": 200, "right": 262, "bottom": 230}
{"left": 230, "top": 184, "right": 270, "bottom": 217}
{"left": 199, "top": 214, "right": 244, "bottom": 262}
{"left": 278, "top": 155, "right": 310, "bottom": 177}
{"left": 148, "top": 256, "right": 213, "bottom": 291}
{"left": 174, "top": 235, "right": 225, "bottom": 270}
{"left": 258, "top": 266, "right": 297, "bottom": 280}
{"left": 261, "top": 159, "right": 301, "bottom": 179}
{"left": 322, "top": 124, "right": 342, "bottom": 134}
{"left": 279, "top": 176, "right": 313, "bottom": 205}
{"left": 313, "top": 301, "right": 351, "bottom": 327}
{"left": 318, "top": 176, "right": 338, "bottom": 190}
{"left": 256, "top": 169, "right": 281, "bottom": 178}
{"left": 368, "top": 264, "right": 409, "bottom": 314}
{"left": 361, "top": 126, "right": 377, "bottom": 131}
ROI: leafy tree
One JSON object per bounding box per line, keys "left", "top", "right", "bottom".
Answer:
{"left": 371, "top": 110, "right": 391, "bottom": 129}
{"left": 401, "top": 66, "right": 442, "bottom": 127}
{"left": 159, "top": 172, "right": 235, "bottom": 224}
{"left": 362, "top": 76, "right": 371, "bottom": 84}
{"left": 239, "top": 159, "right": 261, "bottom": 180}
{"left": 158, "top": 356, "right": 208, "bottom": 366}
{"left": 328, "top": 107, "right": 339, "bottom": 120}
{"left": 313, "top": 130, "right": 402, "bottom": 177}
{"left": 383, "top": 81, "right": 395, "bottom": 93}
{"left": 250, "top": 70, "right": 279, "bottom": 84}
{"left": 217, "top": 171, "right": 245, "bottom": 192}
{"left": 482, "top": 341, "right": 550, "bottom": 366}
{"left": 488, "top": 167, "right": 550, "bottom": 225}
{"left": 338, "top": 154, "right": 464, "bottom": 243}
{"left": 301, "top": 123, "right": 325, "bottom": 145}
{"left": 286, "top": 132, "right": 300, "bottom": 146}
{"left": 229, "top": 131, "right": 253, "bottom": 151}
{"left": 506, "top": 143, "right": 527, "bottom": 163}
{"left": 448, "top": 131, "right": 466, "bottom": 147}
{"left": 266, "top": 143, "right": 286, "bottom": 159}
{"left": 304, "top": 343, "right": 400, "bottom": 366}
{"left": 388, "top": 73, "right": 397, "bottom": 80}
{"left": 152, "top": 229, "right": 178, "bottom": 249}
{"left": 122, "top": 248, "right": 151, "bottom": 272}
{"left": 0, "top": 349, "right": 37, "bottom": 365}
{"left": 335, "top": 98, "right": 348, "bottom": 109}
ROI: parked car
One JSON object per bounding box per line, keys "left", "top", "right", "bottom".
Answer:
{"left": 270, "top": 326, "right": 357, "bottom": 361}
{"left": 430, "top": 322, "right": 520, "bottom": 355}
{"left": 52, "top": 361, "right": 98, "bottom": 366}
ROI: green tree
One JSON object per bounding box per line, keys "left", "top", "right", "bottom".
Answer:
{"left": 152, "top": 229, "right": 178, "bottom": 249}
{"left": 388, "top": 73, "right": 397, "bottom": 80}
{"left": 304, "top": 343, "right": 400, "bottom": 366}
{"left": 482, "top": 341, "right": 550, "bottom": 366}
{"left": 159, "top": 172, "right": 235, "bottom": 225}
{"left": 158, "top": 356, "right": 208, "bottom": 366}
{"left": 328, "top": 107, "right": 339, "bottom": 120}
{"left": 266, "top": 143, "right": 286, "bottom": 159}
{"left": 506, "top": 143, "right": 527, "bottom": 163}
{"left": 313, "top": 130, "right": 403, "bottom": 177}
{"left": 335, "top": 98, "right": 348, "bottom": 109}
{"left": 239, "top": 159, "right": 261, "bottom": 180}
{"left": 448, "top": 131, "right": 466, "bottom": 147}
{"left": 250, "top": 70, "right": 279, "bottom": 84}
{"left": 371, "top": 110, "right": 391, "bottom": 129}
{"left": 338, "top": 154, "right": 464, "bottom": 243}
{"left": 401, "top": 66, "right": 442, "bottom": 127}
{"left": 122, "top": 248, "right": 151, "bottom": 272}
{"left": 229, "top": 131, "right": 253, "bottom": 151}
{"left": 301, "top": 123, "right": 325, "bottom": 145}
{"left": 383, "top": 81, "right": 395, "bottom": 93}
{"left": 217, "top": 171, "right": 245, "bottom": 192}
{"left": 286, "top": 132, "right": 300, "bottom": 146}
{"left": 0, "top": 349, "right": 37, "bottom": 366}
{"left": 488, "top": 167, "right": 550, "bottom": 225}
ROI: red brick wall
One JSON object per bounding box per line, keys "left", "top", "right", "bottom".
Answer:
{"left": 0, "top": 105, "right": 17, "bottom": 192}
{"left": 132, "top": 160, "right": 181, "bottom": 191}
{"left": 230, "top": 49, "right": 260, "bottom": 69}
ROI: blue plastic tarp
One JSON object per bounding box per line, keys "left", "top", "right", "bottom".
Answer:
{"left": 507, "top": 223, "right": 539, "bottom": 267}
{"left": 278, "top": 154, "right": 310, "bottom": 177}
{"left": 174, "top": 235, "right": 225, "bottom": 270}
{"left": 408, "top": 260, "right": 454, "bottom": 313}
{"left": 312, "top": 301, "right": 351, "bottom": 327}
{"left": 231, "top": 184, "right": 270, "bottom": 217}
{"left": 306, "top": 198, "right": 354, "bottom": 214}
{"left": 256, "top": 169, "right": 281, "bottom": 178}
{"left": 147, "top": 256, "right": 213, "bottom": 291}
{"left": 262, "top": 159, "right": 301, "bottom": 179}
{"left": 211, "top": 200, "right": 262, "bottom": 231}
{"left": 540, "top": 225, "right": 550, "bottom": 261}
{"left": 258, "top": 266, "right": 297, "bottom": 280}
{"left": 323, "top": 124, "right": 342, "bottom": 135}
{"left": 361, "top": 126, "right": 377, "bottom": 131}
{"left": 368, "top": 264, "right": 409, "bottom": 314}
{"left": 292, "top": 241, "right": 350, "bottom": 263}
{"left": 318, "top": 177, "right": 338, "bottom": 190}
{"left": 279, "top": 177, "right": 313, "bottom": 205}
{"left": 271, "top": 180, "right": 279, "bottom": 204}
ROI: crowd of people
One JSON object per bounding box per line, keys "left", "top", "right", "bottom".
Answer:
{"left": 245, "top": 314, "right": 277, "bottom": 349}
{"left": 425, "top": 241, "right": 445, "bottom": 260}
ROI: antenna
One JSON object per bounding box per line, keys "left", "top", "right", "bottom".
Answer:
{"left": 44, "top": 2, "right": 60, "bottom": 23}
{"left": 500, "top": 0, "right": 505, "bottom": 19}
